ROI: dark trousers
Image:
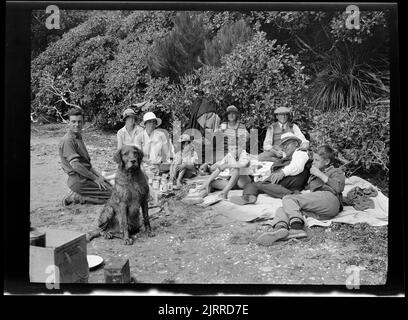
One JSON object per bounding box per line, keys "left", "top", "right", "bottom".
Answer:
{"left": 243, "top": 167, "right": 311, "bottom": 199}
{"left": 67, "top": 173, "right": 112, "bottom": 201}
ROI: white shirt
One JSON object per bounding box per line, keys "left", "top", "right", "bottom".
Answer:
{"left": 281, "top": 149, "right": 309, "bottom": 177}
{"left": 173, "top": 144, "right": 198, "bottom": 166}
{"left": 263, "top": 123, "right": 308, "bottom": 151}
{"left": 135, "top": 129, "right": 169, "bottom": 164}
{"left": 116, "top": 125, "right": 143, "bottom": 150}
{"left": 218, "top": 150, "right": 252, "bottom": 176}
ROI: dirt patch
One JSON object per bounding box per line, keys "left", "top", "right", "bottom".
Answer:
{"left": 30, "top": 124, "right": 388, "bottom": 285}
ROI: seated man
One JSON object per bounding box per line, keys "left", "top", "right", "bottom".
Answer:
{"left": 198, "top": 142, "right": 252, "bottom": 199}
{"left": 60, "top": 108, "right": 112, "bottom": 205}
{"left": 256, "top": 145, "right": 346, "bottom": 246}
{"left": 258, "top": 106, "right": 309, "bottom": 162}
{"left": 230, "top": 132, "right": 311, "bottom": 205}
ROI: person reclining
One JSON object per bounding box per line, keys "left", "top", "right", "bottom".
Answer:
{"left": 230, "top": 132, "right": 312, "bottom": 205}
{"left": 60, "top": 108, "right": 112, "bottom": 206}
{"left": 258, "top": 106, "right": 309, "bottom": 162}
{"left": 256, "top": 145, "right": 346, "bottom": 246}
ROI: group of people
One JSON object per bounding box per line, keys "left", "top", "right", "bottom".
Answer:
{"left": 59, "top": 102, "right": 346, "bottom": 245}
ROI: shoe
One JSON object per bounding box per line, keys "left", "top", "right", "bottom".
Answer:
{"left": 229, "top": 195, "right": 257, "bottom": 205}
{"left": 256, "top": 228, "right": 289, "bottom": 246}
{"left": 289, "top": 218, "right": 305, "bottom": 230}
{"left": 274, "top": 222, "right": 289, "bottom": 230}
{"left": 61, "top": 191, "right": 74, "bottom": 206}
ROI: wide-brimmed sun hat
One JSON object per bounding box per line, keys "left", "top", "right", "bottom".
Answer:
{"left": 122, "top": 108, "right": 137, "bottom": 120}
{"left": 141, "top": 112, "right": 162, "bottom": 127}
{"left": 279, "top": 132, "right": 302, "bottom": 146}
{"left": 274, "top": 106, "right": 291, "bottom": 114}
{"left": 178, "top": 134, "right": 193, "bottom": 143}
{"left": 226, "top": 105, "right": 239, "bottom": 114}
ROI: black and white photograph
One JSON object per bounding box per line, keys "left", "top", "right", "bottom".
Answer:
{"left": 4, "top": 1, "right": 403, "bottom": 297}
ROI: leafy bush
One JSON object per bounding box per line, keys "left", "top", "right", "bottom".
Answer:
{"left": 147, "top": 12, "right": 207, "bottom": 82}
{"left": 203, "top": 20, "right": 253, "bottom": 66}
{"left": 196, "top": 31, "right": 309, "bottom": 142}
{"left": 309, "top": 99, "right": 390, "bottom": 175}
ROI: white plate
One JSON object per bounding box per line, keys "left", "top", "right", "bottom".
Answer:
{"left": 87, "top": 255, "right": 104, "bottom": 269}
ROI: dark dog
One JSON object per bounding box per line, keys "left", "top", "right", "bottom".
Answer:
{"left": 87, "top": 145, "right": 153, "bottom": 245}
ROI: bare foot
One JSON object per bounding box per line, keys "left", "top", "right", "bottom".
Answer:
{"left": 218, "top": 192, "right": 228, "bottom": 199}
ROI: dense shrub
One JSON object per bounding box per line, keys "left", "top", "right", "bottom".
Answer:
{"left": 203, "top": 19, "right": 253, "bottom": 66}
{"left": 147, "top": 12, "right": 207, "bottom": 82}
{"left": 309, "top": 99, "right": 390, "bottom": 175}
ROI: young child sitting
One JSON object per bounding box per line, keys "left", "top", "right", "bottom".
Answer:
{"left": 169, "top": 134, "right": 199, "bottom": 188}
{"left": 198, "top": 142, "right": 253, "bottom": 199}
{"left": 256, "top": 145, "right": 346, "bottom": 246}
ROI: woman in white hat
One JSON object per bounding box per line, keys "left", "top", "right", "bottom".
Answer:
{"left": 135, "top": 111, "right": 170, "bottom": 165}
{"left": 116, "top": 107, "right": 143, "bottom": 150}
{"left": 258, "top": 106, "right": 309, "bottom": 162}
{"left": 169, "top": 134, "right": 199, "bottom": 188}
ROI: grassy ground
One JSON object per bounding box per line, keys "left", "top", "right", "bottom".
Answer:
{"left": 30, "top": 123, "right": 388, "bottom": 286}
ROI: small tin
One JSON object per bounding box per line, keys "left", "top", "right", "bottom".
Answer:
{"left": 167, "top": 182, "right": 173, "bottom": 191}
{"left": 152, "top": 179, "right": 160, "bottom": 190}
{"left": 160, "top": 180, "right": 168, "bottom": 192}
{"left": 104, "top": 259, "right": 131, "bottom": 283}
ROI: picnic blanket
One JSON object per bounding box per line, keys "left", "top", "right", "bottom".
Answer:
{"left": 199, "top": 175, "right": 388, "bottom": 227}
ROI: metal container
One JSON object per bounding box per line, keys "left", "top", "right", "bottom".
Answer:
{"left": 30, "top": 229, "right": 46, "bottom": 247}
{"left": 152, "top": 179, "right": 160, "bottom": 190}
{"left": 160, "top": 179, "right": 168, "bottom": 192}
{"left": 104, "top": 259, "right": 130, "bottom": 283}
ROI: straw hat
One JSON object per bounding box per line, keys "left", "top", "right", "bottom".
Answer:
{"left": 279, "top": 132, "right": 302, "bottom": 146}
{"left": 274, "top": 107, "right": 291, "bottom": 114}
{"left": 226, "top": 105, "right": 239, "bottom": 114}
{"left": 178, "top": 134, "right": 192, "bottom": 143}
{"left": 141, "top": 112, "right": 162, "bottom": 127}
{"left": 122, "top": 108, "right": 137, "bottom": 121}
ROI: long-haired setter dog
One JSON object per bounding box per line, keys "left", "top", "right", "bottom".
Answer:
{"left": 87, "top": 145, "right": 153, "bottom": 245}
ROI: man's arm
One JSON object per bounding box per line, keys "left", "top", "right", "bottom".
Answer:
{"left": 70, "top": 159, "right": 98, "bottom": 181}
{"left": 281, "top": 150, "right": 309, "bottom": 177}
{"left": 323, "top": 169, "right": 346, "bottom": 194}
{"left": 263, "top": 126, "right": 274, "bottom": 151}
{"left": 292, "top": 124, "right": 309, "bottom": 145}
{"left": 70, "top": 160, "right": 111, "bottom": 190}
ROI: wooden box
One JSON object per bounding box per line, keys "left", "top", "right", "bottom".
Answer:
{"left": 104, "top": 259, "right": 130, "bottom": 283}
{"left": 29, "top": 229, "right": 88, "bottom": 283}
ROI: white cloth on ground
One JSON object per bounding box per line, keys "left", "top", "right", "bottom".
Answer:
{"left": 204, "top": 176, "right": 388, "bottom": 227}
